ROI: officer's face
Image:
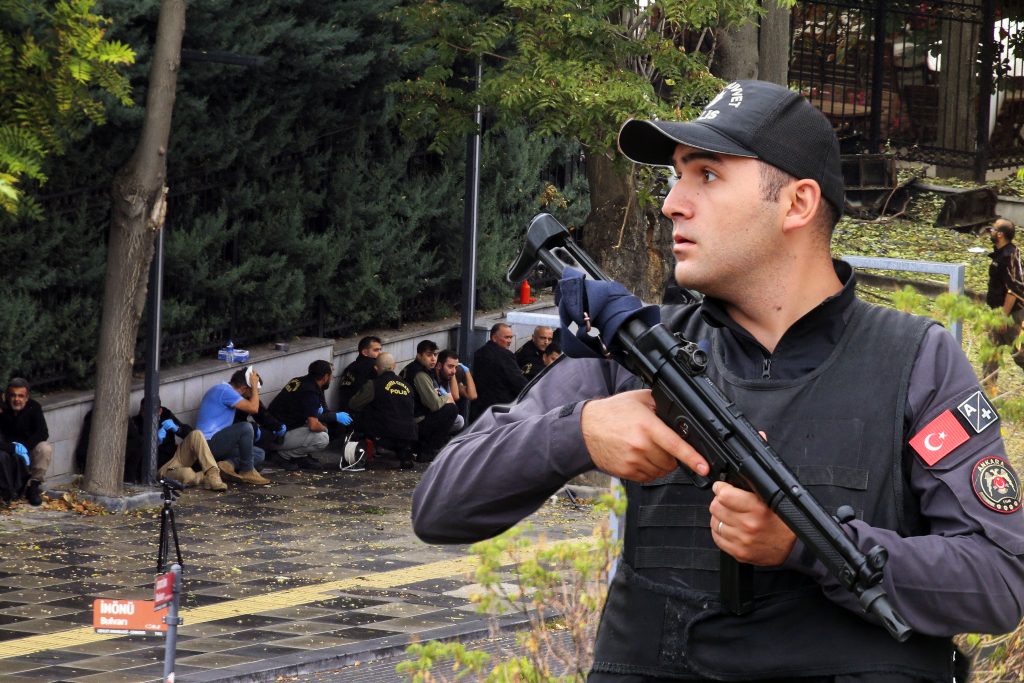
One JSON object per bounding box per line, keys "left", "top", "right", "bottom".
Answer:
{"left": 363, "top": 342, "right": 382, "bottom": 359}
{"left": 417, "top": 351, "right": 438, "bottom": 370}
{"left": 662, "top": 144, "right": 783, "bottom": 299}
{"left": 532, "top": 329, "right": 553, "bottom": 351}
{"left": 5, "top": 387, "right": 28, "bottom": 412}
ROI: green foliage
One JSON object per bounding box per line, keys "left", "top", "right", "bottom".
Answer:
{"left": 0, "top": 0, "right": 589, "bottom": 389}
{"left": 398, "top": 492, "right": 625, "bottom": 682}
{"left": 0, "top": 0, "right": 134, "bottom": 215}
{"left": 387, "top": 0, "right": 760, "bottom": 161}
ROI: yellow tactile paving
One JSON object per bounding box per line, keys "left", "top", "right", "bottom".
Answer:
{"left": 0, "top": 554, "right": 479, "bottom": 660}
{"left": 0, "top": 536, "right": 592, "bottom": 661}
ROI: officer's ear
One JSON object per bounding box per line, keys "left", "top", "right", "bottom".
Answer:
{"left": 780, "top": 178, "right": 821, "bottom": 236}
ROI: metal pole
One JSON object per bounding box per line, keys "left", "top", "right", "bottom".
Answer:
{"left": 162, "top": 563, "right": 182, "bottom": 682}
{"left": 141, "top": 228, "right": 165, "bottom": 485}
{"left": 458, "top": 60, "right": 483, "bottom": 360}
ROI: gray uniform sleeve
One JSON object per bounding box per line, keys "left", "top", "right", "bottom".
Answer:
{"left": 411, "top": 356, "right": 636, "bottom": 544}
{"left": 788, "top": 325, "right": 1024, "bottom": 636}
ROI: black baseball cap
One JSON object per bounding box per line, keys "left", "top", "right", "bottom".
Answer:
{"left": 617, "top": 80, "right": 845, "bottom": 217}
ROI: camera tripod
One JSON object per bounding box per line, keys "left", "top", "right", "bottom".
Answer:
{"left": 156, "top": 477, "right": 184, "bottom": 574}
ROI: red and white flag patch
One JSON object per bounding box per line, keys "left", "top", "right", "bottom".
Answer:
{"left": 909, "top": 410, "right": 970, "bottom": 466}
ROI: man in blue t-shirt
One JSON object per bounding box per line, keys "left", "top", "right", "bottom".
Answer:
{"left": 195, "top": 369, "right": 270, "bottom": 485}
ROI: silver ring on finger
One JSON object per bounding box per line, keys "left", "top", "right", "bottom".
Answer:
{"left": 717, "top": 520, "right": 724, "bottom": 535}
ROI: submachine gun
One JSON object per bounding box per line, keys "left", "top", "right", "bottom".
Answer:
{"left": 507, "top": 213, "right": 912, "bottom": 642}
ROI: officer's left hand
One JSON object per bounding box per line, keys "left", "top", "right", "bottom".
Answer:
{"left": 160, "top": 418, "right": 177, "bottom": 433}
{"left": 335, "top": 411, "right": 353, "bottom": 426}
{"left": 709, "top": 480, "right": 796, "bottom": 566}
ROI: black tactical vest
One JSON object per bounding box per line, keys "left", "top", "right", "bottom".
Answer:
{"left": 591, "top": 299, "right": 955, "bottom": 681}
{"left": 401, "top": 359, "right": 436, "bottom": 418}
{"left": 363, "top": 371, "right": 417, "bottom": 442}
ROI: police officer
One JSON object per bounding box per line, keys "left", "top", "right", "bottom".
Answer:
{"left": 337, "top": 336, "right": 383, "bottom": 413}
{"left": 412, "top": 81, "right": 1024, "bottom": 682}
{"left": 267, "top": 360, "right": 351, "bottom": 470}
{"left": 350, "top": 352, "right": 416, "bottom": 469}
{"left": 515, "top": 326, "right": 554, "bottom": 380}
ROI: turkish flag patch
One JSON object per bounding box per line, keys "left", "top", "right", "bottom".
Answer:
{"left": 909, "top": 410, "right": 971, "bottom": 466}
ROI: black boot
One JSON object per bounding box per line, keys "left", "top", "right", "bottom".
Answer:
{"left": 25, "top": 480, "right": 42, "bottom": 506}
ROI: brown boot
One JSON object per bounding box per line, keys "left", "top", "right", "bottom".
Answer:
{"left": 203, "top": 467, "right": 227, "bottom": 492}
{"left": 217, "top": 460, "right": 240, "bottom": 482}
{"left": 234, "top": 468, "right": 270, "bottom": 486}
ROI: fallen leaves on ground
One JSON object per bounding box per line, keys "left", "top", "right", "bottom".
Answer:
{"left": 41, "top": 491, "right": 107, "bottom": 516}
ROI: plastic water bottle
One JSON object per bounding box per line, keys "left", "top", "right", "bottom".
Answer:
{"left": 225, "top": 339, "right": 235, "bottom": 363}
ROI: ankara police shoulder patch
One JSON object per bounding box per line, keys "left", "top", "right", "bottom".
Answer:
{"left": 971, "top": 456, "right": 1023, "bottom": 514}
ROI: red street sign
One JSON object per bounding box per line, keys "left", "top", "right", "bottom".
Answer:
{"left": 93, "top": 599, "right": 167, "bottom": 635}
{"left": 154, "top": 571, "right": 175, "bottom": 610}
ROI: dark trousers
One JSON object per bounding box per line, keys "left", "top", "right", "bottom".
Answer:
{"left": 207, "top": 422, "right": 256, "bottom": 472}
{"left": 417, "top": 403, "right": 458, "bottom": 451}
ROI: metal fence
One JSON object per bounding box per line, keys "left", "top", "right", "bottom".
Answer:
{"left": 790, "top": 0, "right": 1023, "bottom": 179}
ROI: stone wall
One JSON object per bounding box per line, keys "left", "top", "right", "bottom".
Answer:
{"left": 36, "top": 301, "right": 558, "bottom": 485}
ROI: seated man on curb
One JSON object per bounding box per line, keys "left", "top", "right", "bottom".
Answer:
{"left": 234, "top": 400, "right": 286, "bottom": 471}
{"left": 133, "top": 398, "right": 227, "bottom": 492}
{"left": 349, "top": 353, "right": 417, "bottom": 469}
{"left": 400, "top": 340, "right": 462, "bottom": 462}
{"left": 514, "top": 326, "right": 554, "bottom": 381}
{"left": 336, "top": 336, "right": 383, "bottom": 415}
{"left": 541, "top": 341, "right": 562, "bottom": 369}
{"left": 268, "top": 360, "right": 352, "bottom": 471}
{"left": 0, "top": 378, "right": 52, "bottom": 506}
{"left": 195, "top": 368, "right": 269, "bottom": 485}
{"left": 435, "top": 349, "right": 476, "bottom": 421}
{"left": 470, "top": 323, "right": 527, "bottom": 422}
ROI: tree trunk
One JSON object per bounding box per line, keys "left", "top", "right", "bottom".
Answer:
{"left": 83, "top": 0, "right": 186, "bottom": 497}
{"left": 713, "top": 22, "right": 759, "bottom": 81}
{"left": 580, "top": 153, "right": 672, "bottom": 303}
{"left": 758, "top": 2, "right": 791, "bottom": 86}
{"left": 936, "top": 4, "right": 980, "bottom": 178}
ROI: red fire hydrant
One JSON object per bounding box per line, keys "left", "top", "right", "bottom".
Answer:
{"left": 518, "top": 280, "right": 535, "bottom": 304}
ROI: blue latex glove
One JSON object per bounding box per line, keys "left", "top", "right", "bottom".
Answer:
{"left": 273, "top": 424, "right": 287, "bottom": 438}
{"left": 12, "top": 443, "right": 28, "bottom": 466}
{"left": 158, "top": 428, "right": 167, "bottom": 443}
{"left": 335, "top": 411, "right": 353, "bottom": 426}
{"left": 317, "top": 405, "right": 324, "bottom": 416}
{"left": 254, "top": 426, "right": 262, "bottom": 442}
{"left": 458, "top": 363, "right": 469, "bottom": 373}
{"left": 160, "top": 418, "right": 177, "bottom": 433}
{"left": 438, "top": 386, "right": 449, "bottom": 396}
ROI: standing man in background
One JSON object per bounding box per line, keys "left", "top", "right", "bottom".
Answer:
{"left": 984, "top": 218, "right": 1024, "bottom": 392}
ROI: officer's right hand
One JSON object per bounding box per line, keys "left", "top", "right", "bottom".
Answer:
{"left": 581, "top": 389, "right": 709, "bottom": 482}
{"left": 12, "top": 442, "right": 28, "bottom": 466}
{"left": 158, "top": 427, "right": 167, "bottom": 443}
{"left": 274, "top": 424, "right": 287, "bottom": 438}
{"left": 160, "top": 418, "right": 177, "bottom": 433}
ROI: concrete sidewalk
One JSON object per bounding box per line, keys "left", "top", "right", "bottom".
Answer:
{"left": 0, "top": 449, "right": 601, "bottom": 682}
